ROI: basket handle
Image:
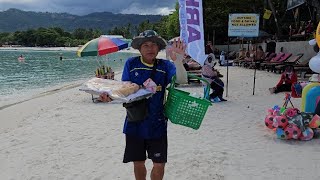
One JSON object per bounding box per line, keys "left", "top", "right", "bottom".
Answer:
{"left": 169, "top": 73, "right": 211, "bottom": 99}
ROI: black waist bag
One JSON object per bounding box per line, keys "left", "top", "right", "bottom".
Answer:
{"left": 123, "top": 59, "right": 159, "bottom": 122}
{"left": 123, "top": 98, "right": 148, "bottom": 122}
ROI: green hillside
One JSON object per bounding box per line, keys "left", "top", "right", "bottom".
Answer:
{"left": 0, "top": 8, "right": 162, "bottom": 32}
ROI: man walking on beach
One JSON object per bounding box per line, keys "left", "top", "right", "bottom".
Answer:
{"left": 121, "top": 30, "right": 187, "bottom": 180}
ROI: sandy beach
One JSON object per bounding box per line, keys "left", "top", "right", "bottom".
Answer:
{"left": 1, "top": 52, "right": 320, "bottom": 179}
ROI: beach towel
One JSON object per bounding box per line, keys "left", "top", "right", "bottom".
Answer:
{"left": 265, "top": 52, "right": 276, "bottom": 61}
{"left": 279, "top": 53, "right": 292, "bottom": 62}
{"left": 270, "top": 52, "right": 285, "bottom": 62}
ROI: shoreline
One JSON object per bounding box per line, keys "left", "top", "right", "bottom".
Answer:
{"left": 0, "top": 46, "right": 164, "bottom": 55}
{"left": 0, "top": 46, "right": 79, "bottom": 51}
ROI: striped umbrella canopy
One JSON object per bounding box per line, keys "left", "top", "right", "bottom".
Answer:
{"left": 77, "top": 36, "right": 129, "bottom": 57}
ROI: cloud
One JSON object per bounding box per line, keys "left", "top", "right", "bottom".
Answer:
{"left": 120, "top": 2, "right": 175, "bottom": 15}
{"left": 0, "top": 0, "right": 38, "bottom": 3}
{"left": 0, "top": 0, "right": 176, "bottom": 15}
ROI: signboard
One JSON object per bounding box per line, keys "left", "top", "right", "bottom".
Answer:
{"left": 287, "top": 0, "right": 306, "bottom": 10}
{"left": 228, "top": 13, "right": 260, "bottom": 37}
{"left": 179, "top": 0, "right": 207, "bottom": 66}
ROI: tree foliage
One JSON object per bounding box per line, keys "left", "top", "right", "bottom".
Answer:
{"left": 0, "top": 0, "right": 318, "bottom": 47}
{"left": 165, "top": 3, "right": 180, "bottom": 40}
{"left": 0, "top": 27, "right": 100, "bottom": 47}
{"left": 0, "top": 8, "right": 162, "bottom": 33}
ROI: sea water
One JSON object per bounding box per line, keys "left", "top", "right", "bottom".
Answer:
{"left": 0, "top": 49, "right": 136, "bottom": 106}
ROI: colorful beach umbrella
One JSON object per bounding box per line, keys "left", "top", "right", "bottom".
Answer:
{"left": 77, "top": 36, "right": 128, "bottom": 57}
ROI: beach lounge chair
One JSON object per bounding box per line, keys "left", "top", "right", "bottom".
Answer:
{"left": 265, "top": 52, "right": 276, "bottom": 61}
{"left": 295, "top": 66, "right": 312, "bottom": 78}
{"left": 187, "top": 70, "right": 202, "bottom": 84}
{"left": 227, "top": 51, "right": 237, "bottom": 60}
{"left": 233, "top": 58, "right": 242, "bottom": 66}
{"left": 233, "top": 49, "right": 248, "bottom": 66}
{"left": 247, "top": 51, "right": 272, "bottom": 69}
{"left": 264, "top": 52, "right": 271, "bottom": 59}
{"left": 279, "top": 53, "right": 292, "bottom": 62}
{"left": 292, "top": 58, "right": 313, "bottom": 78}
{"left": 293, "top": 57, "right": 311, "bottom": 67}
{"left": 260, "top": 52, "right": 290, "bottom": 72}
{"left": 183, "top": 59, "right": 202, "bottom": 84}
{"left": 235, "top": 50, "right": 252, "bottom": 67}
{"left": 270, "top": 52, "right": 285, "bottom": 62}
{"left": 265, "top": 53, "right": 292, "bottom": 72}
{"left": 259, "top": 52, "right": 277, "bottom": 70}
{"left": 273, "top": 53, "right": 304, "bottom": 73}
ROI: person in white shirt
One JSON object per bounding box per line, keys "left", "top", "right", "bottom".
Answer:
{"left": 219, "top": 51, "right": 225, "bottom": 66}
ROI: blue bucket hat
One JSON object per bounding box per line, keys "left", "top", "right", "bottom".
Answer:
{"left": 131, "top": 30, "right": 167, "bottom": 50}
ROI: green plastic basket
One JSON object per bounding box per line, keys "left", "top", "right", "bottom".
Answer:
{"left": 164, "top": 74, "right": 212, "bottom": 130}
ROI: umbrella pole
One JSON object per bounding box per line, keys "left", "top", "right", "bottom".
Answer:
{"left": 96, "top": 56, "right": 102, "bottom": 67}
{"left": 226, "top": 37, "right": 229, "bottom": 97}
{"left": 253, "top": 38, "right": 256, "bottom": 95}
{"left": 105, "top": 55, "right": 109, "bottom": 71}
{"left": 253, "top": 67, "right": 256, "bottom": 95}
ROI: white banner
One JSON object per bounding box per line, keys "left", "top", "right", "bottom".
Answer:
{"left": 179, "top": 0, "right": 207, "bottom": 66}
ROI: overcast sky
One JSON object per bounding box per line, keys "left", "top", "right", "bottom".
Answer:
{"left": 0, "top": 0, "right": 176, "bottom": 15}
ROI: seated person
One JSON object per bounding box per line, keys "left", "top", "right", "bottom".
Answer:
{"left": 249, "top": 46, "right": 265, "bottom": 69}
{"left": 254, "top": 46, "right": 265, "bottom": 62}
{"left": 269, "top": 65, "right": 297, "bottom": 94}
{"left": 237, "top": 48, "right": 246, "bottom": 60}
{"left": 205, "top": 41, "right": 214, "bottom": 54}
{"left": 289, "top": 25, "right": 296, "bottom": 36}
{"left": 214, "top": 48, "right": 220, "bottom": 59}
{"left": 204, "top": 56, "right": 217, "bottom": 68}
{"left": 209, "top": 69, "right": 227, "bottom": 102}
{"left": 245, "top": 45, "right": 257, "bottom": 61}
{"left": 201, "top": 64, "right": 226, "bottom": 102}
{"left": 305, "top": 20, "right": 313, "bottom": 34}
{"left": 219, "top": 51, "right": 226, "bottom": 66}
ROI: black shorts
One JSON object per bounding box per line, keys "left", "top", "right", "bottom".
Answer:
{"left": 123, "top": 135, "right": 167, "bottom": 163}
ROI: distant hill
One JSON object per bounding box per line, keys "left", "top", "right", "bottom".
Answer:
{"left": 0, "top": 8, "right": 163, "bottom": 32}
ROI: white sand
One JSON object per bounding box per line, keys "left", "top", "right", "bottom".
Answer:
{"left": 1, "top": 58, "right": 320, "bottom": 179}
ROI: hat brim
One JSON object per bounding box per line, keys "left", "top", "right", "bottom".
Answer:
{"left": 131, "top": 36, "right": 167, "bottom": 50}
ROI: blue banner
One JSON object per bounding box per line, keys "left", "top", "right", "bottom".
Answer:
{"left": 179, "top": 0, "right": 207, "bottom": 66}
